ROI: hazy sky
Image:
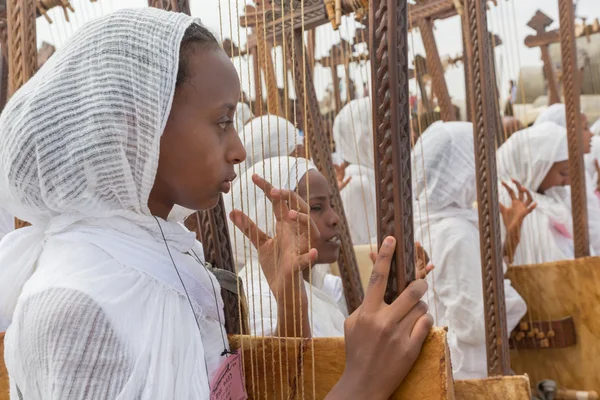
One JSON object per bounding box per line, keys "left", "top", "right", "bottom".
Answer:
{"left": 35, "top": 0, "right": 600, "bottom": 102}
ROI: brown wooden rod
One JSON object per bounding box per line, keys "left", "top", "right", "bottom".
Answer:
{"left": 256, "top": 24, "right": 282, "bottom": 117}
{"left": 418, "top": 17, "right": 455, "bottom": 122}
{"left": 463, "top": 0, "right": 510, "bottom": 376}
{"left": 558, "top": 0, "right": 590, "bottom": 258}
{"left": 7, "top": 0, "right": 37, "bottom": 229}
{"left": 148, "top": 0, "right": 243, "bottom": 334}
{"left": 330, "top": 61, "right": 342, "bottom": 114}
{"left": 287, "top": 31, "right": 364, "bottom": 313}
{"left": 540, "top": 45, "right": 561, "bottom": 105}
{"left": 461, "top": 11, "right": 472, "bottom": 122}
{"left": 369, "top": 0, "right": 415, "bottom": 301}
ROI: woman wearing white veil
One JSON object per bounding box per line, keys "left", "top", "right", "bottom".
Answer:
{"left": 0, "top": 8, "right": 433, "bottom": 398}
{"left": 497, "top": 122, "right": 578, "bottom": 264}
{"left": 533, "top": 105, "right": 600, "bottom": 255}
{"left": 332, "top": 97, "right": 377, "bottom": 246}
{"left": 412, "top": 121, "right": 528, "bottom": 380}
{"left": 226, "top": 156, "right": 347, "bottom": 337}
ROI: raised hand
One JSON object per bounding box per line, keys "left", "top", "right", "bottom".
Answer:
{"left": 369, "top": 241, "right": 434, "bottom": 280}
{"left": 334, "top": 163, "right": 352, "bottom": 191}
{"left": 327, "top": 237, "right": 433, "bottom": 400}
{"left": 500, "top": 179, "right": 537, "bottom": 263}
{"left": 229, "top": 174, "right": 320, "bottom": 337}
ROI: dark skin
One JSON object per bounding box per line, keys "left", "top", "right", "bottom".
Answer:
{"left": 537, "top": 160, "right": 570, "bottom": 194}
{"left": 151, "top": 44, "right": 432, "bottom": 400}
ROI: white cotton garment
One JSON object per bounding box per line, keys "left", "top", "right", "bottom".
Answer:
{"left": 224, "top": 156, "right": 346, "bottom": 337}
{"left": 412, "top": 121, "right": 526, "bottom": 380}
{"left": 532, "top": 106, "right": 600, "bottom": 253}
{"left": 234, "top": 102, "right": 253, "bottom": 134}
{"left": 237, "top": 115, "right": 300, "bottom": 180}
{"left": 0, "top": 207, "right": 13, "bottom": 240}
{"left": 496, "top": 122, "right": 576, "bottom": 264}
{"left": 333, "top": 97, "right": 378, "bottom": 246}
{"left": 591, "top": 118, "right": 600, "bottom": 136}
{"left": 0, "top": 9, "right": 228, "bottom": 399}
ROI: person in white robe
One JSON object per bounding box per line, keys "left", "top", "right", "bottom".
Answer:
{"left": 497, "top": 122, "right": 579, "bottom": 263}
{"left": 226, "top": 156, "right": 347, "bottom": 337}
{"left": 533, "top": 104, "right": 600, "bottom": 255}
{"left": 237, "top": 114, "right": 302, "bottom": 179}
{"left": 332, "top": 97, "right": 377, "bottom": 246}
{"left": 0, "top": 207, "right": 13, "bottom": 240}
{"left": 0, "top": 9, "right": 434, "bottom": 400}
{"left": 413, "top": 121, "right": 527, "bottom": 380}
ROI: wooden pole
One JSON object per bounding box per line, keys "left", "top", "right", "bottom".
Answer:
{"left": 463, "top": 0, "right": 510, "bottom": 376}
{"left": 540, "top": 45, "right": 561, "bottom": 105}
{"left": 558, "top": 0, "right": 590, "bottom": 258}
{"left": 369, "top": 0, "right": 415, "bottom": 300}
{"left": 418, "top": 17, "right": 456, "bottom": 121}
{"left": 288, "top": 32, "right": 364, "bottom": 313}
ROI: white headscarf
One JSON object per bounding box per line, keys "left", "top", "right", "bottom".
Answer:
{"left": 333, "top": 97, "right": 377, "bottom": 245}
{"left": 534, "top": 103, "right": 567, "bottom": 127}
{"left": 411, "top": 121, "right": 526, "bottom": 380}
{"left": 497, "top": 122, "right": 573, "bottom": 264}
{"left": 225, "top": 156, "right": 346, "bottom": 337}
{"left": 234, "top": 102, "right": 253, "bottom": 132}
{"left": 239, "top": 115, "right": 300, "bottom": 176}
{"left": 0, "top": 207, "right": 13, "bottom": 240}
{"left": 0, "top": 9, "right": 226, "bottom": 398}
{"left": 591, "top": 118, "right": 600, "bottom": 136}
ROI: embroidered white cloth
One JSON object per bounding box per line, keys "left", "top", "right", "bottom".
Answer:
{"left": 0, "top": 9, "right": 228, "bottom": 399}
{"left": 225, "top": 156, "right": 346, "bottom": 337}
{"left": 333, "top": 97, "right": 377, "bottom": 246}
{"left": 412, "top": 121, "right": 526, "bottom": 380}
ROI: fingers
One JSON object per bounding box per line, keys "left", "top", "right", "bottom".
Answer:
{"left": 229, "top": 210, "right": 270, "bottom": 249}
{"left": 339, "top": 177, "right": 352, "bottom": 190}
{"left": 512, "top": 179, "right": 527, "bottom": 202}
{"left": 416, "top": 263, "right": 434, "bottom": 280}
{"left": 369, "top": 251, "right": 377, "bottom": 265}
{"left": 388, "top": 279, "right": 428, "bottom": 321}
{"left": 363, "top": 236, "right": 395, "bottom": 311}
{"left": 415, "top": 241, "right": 430, "bottom": 265}
{"left": 288, "top": 209, "right": 321, "bottom": 242}
{"left": 292, "top": 248, "right": 319, "bottom": 273}
{"left": 526, "top": 202, "right": 537, "bottom": 214}
{"left": 271, "top": 188, "right": 310, "bottom": 216}
{"left": 400, "top": 300, "right": 429, "bottom": 334}
{"left": 409, "top": 313, "right": 434, "bottom": 345}
{"left": 501, "top": 181, "right": 516, "bottom": 201}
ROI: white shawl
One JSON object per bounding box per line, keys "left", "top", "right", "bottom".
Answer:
{"left": 496, "top": 122, "right": 574, "bottom": 264}
{"left": 0, "top": 9, "right": 226, "bottom": 399}
{"left": 412, "top": 121, "right": 526, "bottom": 380}
{"left": 333, "top": 97, "right": 378, "bottom": 246}
{"left": 224, "top": 156, "right": 346, "bottom": 337}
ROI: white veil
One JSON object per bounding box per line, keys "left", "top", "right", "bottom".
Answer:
{"left": 0, "top": 9, "right": 226, "bottom": 399}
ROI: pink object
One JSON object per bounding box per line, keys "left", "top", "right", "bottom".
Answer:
{"left": 210, "top": 351, "right": 248, "bottom": 400}
{"left": 551, "top": 220, "right": 573, "bottom": 239}
{"left": 595, "top": 189, "right": 600, "bottom": 202}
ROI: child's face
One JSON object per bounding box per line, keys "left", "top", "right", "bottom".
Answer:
{"left": 296, "top": 170, "right": 341, "bottom": 264}
{"left": 151, "top": 47, "right": 246, "bottom": 215}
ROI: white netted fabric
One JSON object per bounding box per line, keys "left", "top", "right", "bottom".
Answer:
{"left": 333, "top": 97, "right": 377, "bottom": 245}
{"left": 224, "top": 156, "right": 346, "bottom": 337}
{"left": 0, "top": 8, "right": 228, "bottom": 399}
{"left": 411, "top": 122, "right": 526, "bottom": 379}
{"left": 496, "top": 122, "right": 574, "bottom": 264}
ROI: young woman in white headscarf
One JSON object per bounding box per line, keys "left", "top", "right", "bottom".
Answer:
{"left": 0, "top": 8, "right": 433, "bottom": 399}
{"left": 497, "top": 122, "right": 581, "bottom": 264}
{"left": 332, "top": 97, "right": 378, "bottom": 246}
{"left": 533, "top": 105, "right": 600, "bottom": 255}
{"left": 413, "top": 121, "right": 530, "bottom": 380}
{"left": 226, "top": 156, "right": 348, "bottom": 337}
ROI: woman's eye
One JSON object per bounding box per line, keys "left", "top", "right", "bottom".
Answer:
{"left": 311, "top": 205, "right": 322, "bottom": 212}
{"left": 218, "top": 120, "right": 233, "bottom": 130}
